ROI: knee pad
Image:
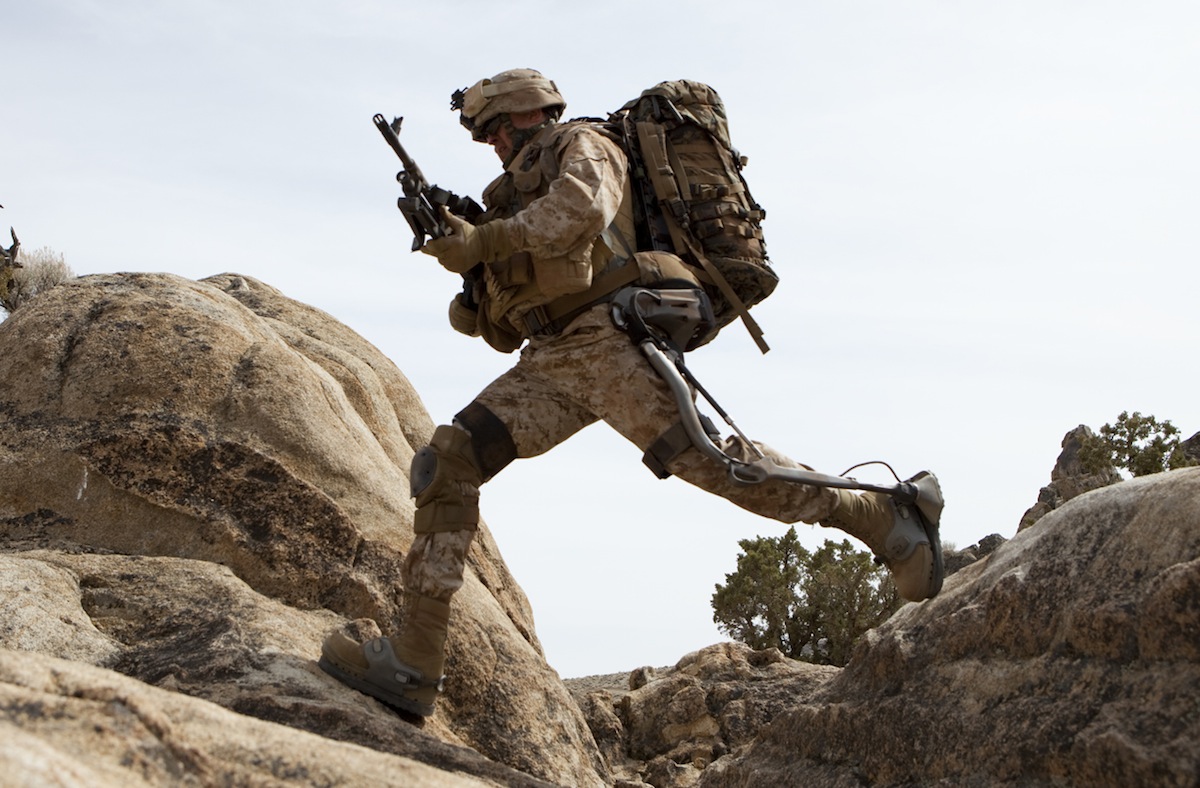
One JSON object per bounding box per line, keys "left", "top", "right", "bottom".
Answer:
{"left": 411, "top": 424, "right": 483, "bottom": 534}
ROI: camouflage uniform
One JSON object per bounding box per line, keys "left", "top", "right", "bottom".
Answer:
{"left": 322, "top": 69, "right": 939, "bottom": 719}
{"left": 403, "top": 120, "right": 836, "bottom": 605}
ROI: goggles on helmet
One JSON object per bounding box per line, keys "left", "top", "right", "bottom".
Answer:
{"left": 451, "top": 87, "right": 503, "bottom": 142}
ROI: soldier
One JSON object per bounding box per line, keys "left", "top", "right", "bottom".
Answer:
{"left": 320, "top": 69, "right": 944, "bottom": 717}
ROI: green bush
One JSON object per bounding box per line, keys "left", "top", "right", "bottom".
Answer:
{"left": 712, "top": 529, "right": 901, "bottom": 666}
{"left": 1079, "top": 411, "right": 1196, "bottom": 477}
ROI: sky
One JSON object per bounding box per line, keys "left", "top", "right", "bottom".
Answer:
{"left": 4, "top": 1, "right": 1198, "bottom": 678}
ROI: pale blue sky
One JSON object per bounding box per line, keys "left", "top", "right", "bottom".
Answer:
{"left": 4, "top": 0, "right": 1198, "bottom": 676}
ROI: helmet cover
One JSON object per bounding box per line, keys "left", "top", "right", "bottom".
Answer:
{"left": 452, "top": 68, "right": 565, "bottom": 140}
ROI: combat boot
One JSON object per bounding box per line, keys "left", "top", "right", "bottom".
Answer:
{"left": 319, "top": 595, "right": 450, "bottom": 717}
{"left": 823, "top": 472, "right": 945, "bottom": 601}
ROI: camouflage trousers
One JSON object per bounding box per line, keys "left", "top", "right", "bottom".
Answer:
{"left": 402, "top": 305, "right": 838, "bottom": 603}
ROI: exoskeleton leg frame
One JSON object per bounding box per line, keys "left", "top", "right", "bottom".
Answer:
{"left": 612, "top": 285, "right": 942, "bottom": 528}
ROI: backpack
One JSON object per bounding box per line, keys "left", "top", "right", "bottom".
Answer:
{"left": 605, "top": 80, "right": 778, "bottom": 353}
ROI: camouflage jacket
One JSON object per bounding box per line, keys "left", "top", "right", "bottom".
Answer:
{"left": 460, "top": 121, "right": 629, "bottom": 351}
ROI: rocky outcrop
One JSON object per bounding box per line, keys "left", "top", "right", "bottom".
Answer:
{"left": 0, "top": 272, "right": 600, "bottom": 787}
{"left": 2, "top": 272, "right": 1197, "bottom": 787}
{"left": 0, "top": 646, "right": 495, "bottom": 787}
{"left": 1019, "top": 424, "right": 1122, "bottom": 530}
{"left": 569, "top": 643, "right": 838, "bottom": 787}
{"left": 943, "top": 532, "right": 1007, "bottom": 575}
{"left": 1183, "top": 431, "right": 1200, "bottom": 464}
{"left": 700, "top": 469, "right": 1200, "bottom": 787}
{"left": 0, "top": 549, "right": 559, "bottom": 787}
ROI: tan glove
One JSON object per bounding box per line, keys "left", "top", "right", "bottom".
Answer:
{"left": 447, "top": 294, "right": 480, "bottom": 336}
{"left": 421, "top": 210, "right": 513, "bottom": 274}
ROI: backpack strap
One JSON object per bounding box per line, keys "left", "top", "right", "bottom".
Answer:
{"left": 635, "top": 121, "right": 691, "bottom": 252}
{"left": 634, "top": 119, "right": 770, "bottom": 353}
{"left": 678, "top": 228, "right": 769, "bottom": 354}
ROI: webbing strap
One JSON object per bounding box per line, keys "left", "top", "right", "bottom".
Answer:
{"left": 523, "top": 259, "right": 642, "bottom": 336}
{"left": 688, "top": 237, "right": 769, "bottom": 352}
{"left": 642, "top": 421, "right": 692, "bottom": 479}
{"left": 455, "top": 401, "right": 517, "bottom": 482}
{"left": 665, "top": 138, "right": 693, "bottom": 209}
{"left": 642, "top": 413, "right": 723, "bottom": 479}
{"left": 414, "top": 501, "right": 479, "bottom": 533}
{"left": 635, "top": 121, "right": 691, "bottom": 253}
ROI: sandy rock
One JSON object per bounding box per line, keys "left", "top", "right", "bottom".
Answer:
{"left": 0, "top": 549, "right": 558, "bottom": 787}
{"left": 4, "top": 270, "right": 1196, "bottom": 787}
{"left": 1019, "top": 425, "right": 1121, "bottom": 531}
{"left": 700, "top": 469, "right": 1200, "bottom": 787}
{"left": 574, "top": 642, "right": 838, "bottom": 786}
{"left": 0, "top": 553, "right": 122, "bottom": 666}
{"left": 943, "top": 532, "right": 1008, "bottom": 575}
{"left": 0, "top": 647, "right": 494, "bottom": 787}
{"left": 0, "top": 272, "right": 601, "bottom": 786}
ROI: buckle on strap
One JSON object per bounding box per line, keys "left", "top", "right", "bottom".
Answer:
{"left": 523, "top": 305, "right": 552, "bottom": 336}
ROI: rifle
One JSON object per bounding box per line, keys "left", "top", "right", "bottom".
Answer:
{"left": 373, "top": 113, "right": 483, "bottom": 252}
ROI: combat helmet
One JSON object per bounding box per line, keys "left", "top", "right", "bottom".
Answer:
{"left": 452, "top": 68, "right": 566, "bottom": 142}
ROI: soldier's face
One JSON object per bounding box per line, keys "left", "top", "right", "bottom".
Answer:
{"left": 486, "top": 123, "right": 515, "bottom": 164}
{"left": 486, "top": 109, "right": 547, "bottom": 163}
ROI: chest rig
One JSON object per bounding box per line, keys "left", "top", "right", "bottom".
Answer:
{"left": 476, "top": 123, "right": 640, "bottom": 338}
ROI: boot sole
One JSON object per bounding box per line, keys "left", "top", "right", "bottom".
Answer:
{"left": 318, "top": 653, "right": 434, "bottom": 718}
{"left": 909, "top": 471, "right": 945, "bottom": 599}
{"left": 915, "top": 506, "right": 945, "bottom": 599}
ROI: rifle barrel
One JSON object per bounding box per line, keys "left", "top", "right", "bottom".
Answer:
{"left": 373, "top": 114, "right": 425, "bottom": 186}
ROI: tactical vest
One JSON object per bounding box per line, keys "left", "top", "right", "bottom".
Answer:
{"left": 475, "top": 122, "right": 636, "bottom": 341}
{"left": 469, "top": 118, "right": 720, "bottom": 352}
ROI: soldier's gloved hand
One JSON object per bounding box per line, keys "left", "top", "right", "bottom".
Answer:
{"left": 447, "top": 293, "right": 480, "bottom": 336}
{"left": 421, "top": 210, "right": 512, "bottom": 273}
